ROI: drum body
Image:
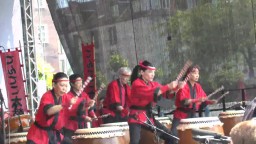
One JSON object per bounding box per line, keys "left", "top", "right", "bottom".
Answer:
{"left": 155, "top": 116, "right": 172, "bottom": 129}
{"left": 5, "top": 114, "right": 31, "bottom": 133}
{"left": 140, "top": 128, "right": 165, "bottom": 144}
{"left": 101, "top": 122, "right": 129, "bottom": 144}
{"left": 6, "top": 132, "right": 27, "bottom": 144}
{"left": 72, "top": 127, "right": 125, "bottom": 144}
{"left": 177, "top": 117, "right": 224, "bottom": 144}
{"left": 219, "top": 110, "right": 244, "bottom": 136}
{"left": 140, "top": 117, "right": 172, "bottom": 144}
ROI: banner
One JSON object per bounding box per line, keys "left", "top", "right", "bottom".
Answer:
{"left": 82, "top": 42, "right": 96, "bottom": 99}
{"left": 0, "top": 49, "right": 27, "bottom": 116}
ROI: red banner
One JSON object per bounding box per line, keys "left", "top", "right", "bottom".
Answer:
{"left": 82, "top": 43, "right": 96, "bottom": 99}
{"left": 0, "top": 49, "right": 27, "bottom": 116}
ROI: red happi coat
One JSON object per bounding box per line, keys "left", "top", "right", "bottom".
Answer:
{"left": 64, "top": 90, "right": 95, "bottom": 131}
{"left": 128, "top": 78, "right": 170, "bottom": 125}
{"left": 102, "top": 79, "right": 131, "bottom": 117}
{"left": 174, "top": 82, "right": 208, "bottom": 119}
{"left": 27, "top": 90, "right": 69, "bottom": 144}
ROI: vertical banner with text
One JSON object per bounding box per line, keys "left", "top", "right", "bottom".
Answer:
{"left": 82, "top": 43, "right": 96, "bottom": 99}
{"left": 0, "top": 49, "right": 27, "bottom": 116}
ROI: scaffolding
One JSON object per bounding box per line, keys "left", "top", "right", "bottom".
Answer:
{"left": 20, "top": 0, "right": 39, "bottom": 119}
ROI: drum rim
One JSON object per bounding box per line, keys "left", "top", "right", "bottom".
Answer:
{"left": 73, "top": 127, "right": 125, "bottom": 139}
{"left": 154, "top": 116, "right": 171, "bottom": 120}
{"left": 75, "top": 126, "right": 123, "bottom": 134}
{"left": 6, "top": 114, "right": 30, "bottom": 118}
{"left": 100, "top": 122, "right": 128, "bottom": 126}
{"left": 6, "top": 132, "right": 28, "bottom": 137}
{"left": 179, "top": 117, "right": 221, "bottom": 123}
{"left": 219, "top": 110, "right": 245, "bottom": 116}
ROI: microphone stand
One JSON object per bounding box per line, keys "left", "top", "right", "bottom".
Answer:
{"left": 138, "top": 112, "right": 179, "bottom": 141}
{"left": 142, "top": 112, "right": 160, "bottom": 144}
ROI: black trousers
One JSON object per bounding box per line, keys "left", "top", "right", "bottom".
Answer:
{"left": 62, "top": 128, "right": 74, "bottom": 144}
{"left": 26, "top": 140, "right": 36, "bottom": 144}
{"left": 103, "top": 112, "right": 127, "bottom": 124}
{"left": 129, "top": 120, "right": 176, "bottom": 144}
{"left": 0, "top": 130, "right": 3, "bottom": 144}
{"left": 170, "top": 118, "right": 180, "bottom": 144}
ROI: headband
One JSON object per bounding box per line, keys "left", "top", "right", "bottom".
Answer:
{"left": 139, "top": 61, "right": 156, "bottom": 70}
{"left": 70, "top": 79, "right": 83, "bottom": 83}
{"left": 52, "top": 79, "right": 69, "bottom": 83}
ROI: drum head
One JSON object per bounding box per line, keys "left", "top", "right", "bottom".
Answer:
{"left": 73, "top": 126, "right": 124, "bottom": 139}
{"left": 219, "top": 110, "right": 244, "bottom": 118}
{"left": 100, "top": 122, "right": 129, "bottom": 130}
{"left": 177, "top": 117, "right": 223, "bottom": 131}
{"left": 6, "top": 132, "right": 27, "bottom": 143}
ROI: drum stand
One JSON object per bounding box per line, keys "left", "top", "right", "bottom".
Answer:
{"left": 144, "top": 112, "right": 160, "bottom": 144}
{"left": 17, "top": 114, "right": 24, "bottom": 132}
{"left": 0, "top": 89, "right": 7, "bottom": 144}
{"left": 139, "top": 112, "right": 179, "bottom": 142}
{"left": 192, "top": 128, "right": 231, "bottom": 144}
{"left": 193, "top": 135, "right": 231, "bottom": 144}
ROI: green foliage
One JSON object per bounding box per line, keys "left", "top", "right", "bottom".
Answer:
{"left": 96, "top": 70, "right": 107, "bottom": 88}
{"left": 167, "top": 0, "right": 256, "bottom": 90}
{"left": 108, "top": 51, "right": 129, "bottom": 72}
{"left": 37, "top": 56, "right": 54, "bottom": 89}
{"left": 154, "top": 67, "right": 164, "bottom": 81}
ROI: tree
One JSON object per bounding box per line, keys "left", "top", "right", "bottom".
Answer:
{"left": 37, "top": 56, "right": 55, "bottom": 89}
{"left": 166, "top": 0, "right": 255, "bottom": 90}
{"left": 108, "top": 51, "right": 129, "bottom": 79}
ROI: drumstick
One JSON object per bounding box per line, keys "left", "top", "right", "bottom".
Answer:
{"left": 207, "top": 85, "right": 224, "bottom": 99}
{"left": 217, "top": 91, "right": 230, "bottom": 102}
{"left": 68, "top": 76, "right": 92, "bottom": 110}
{"left": 183, "top": 73, "right": 191, "bottom": 83}
{"left": 93, "top": 83, "right": 106, "bottom": 101}
{"left": 91, "top": 113, "right": 111, "bottom": 121}
{"left": 176, "top": 60, "right": 193, "bottom": 81}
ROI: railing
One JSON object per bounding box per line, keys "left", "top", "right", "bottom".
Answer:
{"left": 157, "top": 87, "right": 256, "bottom": 117}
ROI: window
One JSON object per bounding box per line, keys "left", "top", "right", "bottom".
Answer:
{"left": 151, "top": 0, "right": 161, "bottom": 9}
{"left": 58, "top": 41, "right": 64, "bottom": 54}
{"left": 38, "top": 25, "right": 49, "bottom": 43}
{"left": 187, "top": 0, "right": 196, "bottom": 9}
{"left": 57, "top": 0, "right": 69, "bottom": 8}
{"left": 60, "top": 60, "right": 66, "bottom": 72}
{"left": 161, "top": 0, "right": 171, "bottom": 9}
{"left": 108, "top": 26, "right": 117, "bottom": 45}
{"left": 112, "top": 4, "right": 119, "bottom": 17}
{"left": 36, "top": 0, "right": 46, "bottom": 9}
{"left": 75, "top": 15, "right": 82, "bottom": 26}
{"left": 141, "top": 0, "right": 150, "bottom": 11}
{"left": 132, "top": 0, "right": 140, "bottom": 13}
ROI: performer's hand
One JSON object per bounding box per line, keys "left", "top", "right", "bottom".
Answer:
{"left": 87, "top": 100, "right": 95, "bottom": 108}
{"left": 199, "top": 97, "right": 207, "bottom": 102}
{"left": 188, "top": 98, "right": 207, "bottom": 104}
{"left": 116, "top": 106, "right": 124, "bottom": 111}
{"left": 85, "top": 116, "right": 92, "bottom": 122}
{"left": 70, "top": 97, "right": 78, "bottom": 105}
{"left": 168, "top": 81, "right": 178, "bottom": 90}
{"left": 98, "top": 99, "right": 104, "bottom": 109}
{"left": 207, "top": 99, "right": 218, "bottom": 105}
{"left": 187, "top": 99, "right": 193, "bottom": 104}
{"left": 93, "top": 115, "right": 98, "bottom": 121}
{"left": 177, "top": 81, "right": 186, "bottom": 90}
